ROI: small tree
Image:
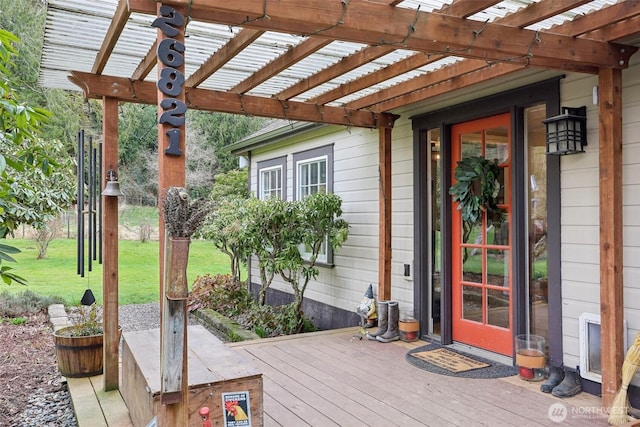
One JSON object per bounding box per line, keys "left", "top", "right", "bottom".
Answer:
{"left": 0, "top": 29, "right": 72, "bottom": 283}
{"left": 245, "top": 197, "right": 301, "bottom": 306}
{"left": 275, "top": 193, "right": 349, "bottom": 330}
{"left": 199, "top": 197, "right": 251, "bottom": 282}
{"left": 198, "top": 169, "right": 250, "bottom": 282}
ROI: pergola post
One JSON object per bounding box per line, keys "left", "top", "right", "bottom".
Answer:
{"left": 156, "top": 3, "right": 188, "bottom": 426}
{"left": 378, "top": 127, "right": 392, "bottom": 301}
{"left": 598, "top": 67, "right": 624, "bottom": 408}
{"left": 102, "top": 96, "right": 119, "bottom": 391}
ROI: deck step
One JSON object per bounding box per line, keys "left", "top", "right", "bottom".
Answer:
{"left": 67, "top": 375, "right": 133, "bottom": 427}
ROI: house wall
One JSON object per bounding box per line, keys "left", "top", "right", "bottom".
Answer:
{"left": 247, "top": 120, "right": 416, "bottom": 326}
{"left": 559, "top": 53, "right": 640, "bottom": 386}
{"left": 245, "top": 55, "right": 640, "bottom": 381}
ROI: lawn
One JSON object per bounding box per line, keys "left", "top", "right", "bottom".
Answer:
{"left": 4, "top": 238, "right": 232, "bottom": 305}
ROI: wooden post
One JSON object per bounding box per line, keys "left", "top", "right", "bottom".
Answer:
{"left": 378, "top": 127, "right": 392, "bottom": 301}
{"left": 155, "top": 3, "right": 188, "bottom": 425}
{"left": 102, "top": 96, "right": 119, "bottom": 391}
{"left": 598, "top": 67, "right": 624, "bottom": 408}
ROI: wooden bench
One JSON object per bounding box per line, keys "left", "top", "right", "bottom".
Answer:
{"left": 121, "top": 325, "right": 263, "bottom": 426}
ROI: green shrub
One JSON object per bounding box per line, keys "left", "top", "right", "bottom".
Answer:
{"left": 188, "top": 274, "right": 315, "bottom": 338}
{"left": 0, "top": 289, "right": 63, "bottom": 318}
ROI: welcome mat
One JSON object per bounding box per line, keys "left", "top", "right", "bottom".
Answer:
{"left": 411, "top": 348, "right": 489, "bottom": 373}
{"left": 406, "top": 343, "right": 518, "bottom": 379}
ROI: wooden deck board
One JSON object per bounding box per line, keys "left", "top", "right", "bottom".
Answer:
{"left": 68, "top": 326, "right": 613, "bottom": 426}
{"left": 67, "top": 377, "right": 109, "bottom": 427}
{"left": 89, "top": 376, "right": 134, "bottom": 427}
{"left": 230, "top": 328, "right": 609, "bottom": 427}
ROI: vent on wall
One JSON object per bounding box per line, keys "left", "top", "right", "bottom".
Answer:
{"left": 579, "top": 312, "right": 628, "bottom": 383}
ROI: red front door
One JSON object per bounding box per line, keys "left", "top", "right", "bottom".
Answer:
{"left": 451, "top": 113, "right": 512, "bottom": 356}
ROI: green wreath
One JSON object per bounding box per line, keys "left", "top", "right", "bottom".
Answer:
{"left": 449, "top": 156, "right": 503, "bottom": 224}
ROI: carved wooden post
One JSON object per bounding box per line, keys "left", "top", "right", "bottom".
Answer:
{"left": 159, "top": 187, "right": 209, "bottom": 426}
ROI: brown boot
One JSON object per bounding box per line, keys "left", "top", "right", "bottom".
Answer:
{"left": 377, "top": 301, "right": 400, "bottom": 343}
{"left": 366, "top": 301, "right": 389, "bottom": 341}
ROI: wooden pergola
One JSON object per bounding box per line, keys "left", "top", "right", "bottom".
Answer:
{"left": 39, "top": 0, "right": 640, "bottom": 421}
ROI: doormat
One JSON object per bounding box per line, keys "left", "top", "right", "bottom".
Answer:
{"left": 411, "top": 348, "right": 489, "bottom": 373}
{"left": 406, "top": 343, "right": 517, "bottom": 379}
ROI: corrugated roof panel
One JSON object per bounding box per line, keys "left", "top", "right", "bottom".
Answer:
{"left": 525, "top": 0, "right": 620, "bottom": 31}
{"left": 38, "top": 0, "right": 639, "bottom": 111}
{"left": 395, "top": 0, "right": 454, "bottom": 13}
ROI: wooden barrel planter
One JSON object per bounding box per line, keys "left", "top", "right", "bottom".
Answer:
{"left": 53, "top": 326, "right": 103, "bottom": 378}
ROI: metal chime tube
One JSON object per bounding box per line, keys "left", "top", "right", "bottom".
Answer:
{"left": 77, "top": 130, "right": 85, "bottom": 277}
{"left": 88, "top": 136, "right": 93, "bottom": 272}
{"left": 98, "top": 142, "right": 103, "bottom": 265}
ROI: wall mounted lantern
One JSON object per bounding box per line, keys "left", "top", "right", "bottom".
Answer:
{"left": 544, "top": 106, "right": 587, "bottom": 155}
{"left": 102, "top": 169, "right": 123, "bottom": 197}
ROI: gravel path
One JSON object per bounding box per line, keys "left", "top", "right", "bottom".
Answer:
{"left": 118, "top": 302, "right": 201, "bottom": 332}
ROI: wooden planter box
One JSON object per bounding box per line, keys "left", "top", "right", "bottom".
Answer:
{"left": 121, "top": 325, "right": 263, "bottom": 427}
{"left": 53, "top": 326, "right": 103, "bottom": 378}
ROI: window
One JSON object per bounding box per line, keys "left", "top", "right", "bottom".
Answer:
{"left": 293, "top": 145, "right": 334, "bottom": 263}
{"left": 257, "top": 157, "right": 286, "bottom": 200}
{"left": 298, "top": 157, "right": 327, "bottom": 197}
{"left": 293, "top": 145, "right": 333, "bottom": 199}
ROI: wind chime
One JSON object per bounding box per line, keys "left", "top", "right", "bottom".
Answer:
{"left": 76, "top": 129, "right": 103, "bottom": 306}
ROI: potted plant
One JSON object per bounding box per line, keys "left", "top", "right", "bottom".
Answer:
{"left": 53, "top": 304, "right": 104, "bottom": 378}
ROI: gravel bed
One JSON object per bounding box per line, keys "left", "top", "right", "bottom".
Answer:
{"left": 118, "top": 302, "right": 200, "bottom": 332}
{"left": 5, "top": 304, "right": 208, "bottom": 427}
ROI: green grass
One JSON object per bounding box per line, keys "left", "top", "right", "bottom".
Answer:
{"left": 4, "top": 238, "right": 233, "bottom": 305}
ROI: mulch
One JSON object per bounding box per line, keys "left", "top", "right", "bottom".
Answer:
{"left": 0, "top": 313, "right": 63, "bottom": 426}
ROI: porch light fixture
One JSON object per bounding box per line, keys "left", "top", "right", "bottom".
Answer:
{"left": 102, "top": 169, "right": 123, "bottom": 197}
{"left": 543, "top": 106, "right": 587, "bottom": 155}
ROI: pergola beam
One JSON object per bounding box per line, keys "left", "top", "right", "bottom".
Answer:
{"left": 68, "top": 71, "right": 397, "bottom": 129}
{"left": 498, "top": 0, "right": 592, "bottom": 27}
{"left": 303, "top": 0, "right": 610, "bottom": 107}
{"left": 552, "top": 0, "right": 640, "bottom": 38}
{"left": 438, "top": 0, "right": 503, "bottom": 19}
{"left": 275, "top": 45, "right": 394, "bottom": 101}
{"left": 370, "top": 62, "right": 523, "bottom": 112}
{"left": 231, "top": 37, "right": 331, "bottom": 94}
{"left": 92, "top": 0, "right": 130, "bottom": 74}
{"left": 186, "top": 28, "right": 264, "bottom": 87}
{"left": 137, "top": 0, "right": 634, "bottom": 70}
{"left": 337, "top": 0, "right": 637, "bottom": 111}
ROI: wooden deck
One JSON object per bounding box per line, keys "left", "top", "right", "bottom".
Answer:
{"left": 69, "top": 327, "right": 615, "bottom": 426}
{"left": 228, "top": 328, "right": 610, "bottom": 427}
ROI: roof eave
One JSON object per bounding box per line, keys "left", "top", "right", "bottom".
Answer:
{"left": 227, "top": 121, "right": 325, "bottom": 156}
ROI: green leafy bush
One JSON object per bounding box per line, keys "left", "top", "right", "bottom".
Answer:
{"left": 0, "top": 289, "right": 62, "bottom": 318}
{"left": 188, "top": 274, "right": 315, "bottom": 337}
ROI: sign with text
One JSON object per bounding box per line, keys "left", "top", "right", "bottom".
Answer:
{"left": 222, "top": 391, "right": 252, "bottom": 427}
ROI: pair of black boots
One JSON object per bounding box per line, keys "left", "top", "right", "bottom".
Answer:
{"left": 541, "top": 366, "right": 582, "bottom": 398}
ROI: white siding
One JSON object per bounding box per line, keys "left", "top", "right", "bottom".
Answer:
{"left": 248, "top": 121, "right": 415, "bottom": 315}
{"left": 560, "top": 54, "right": 640, "bottom": 382}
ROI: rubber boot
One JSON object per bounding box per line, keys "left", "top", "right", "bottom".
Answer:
{"left": 540, "top": 366, "right": 564, "bottom": 393}
{"left": 366, "top": 301, "right": 389, "bottom": 341}
{"left": 551, "top": 368, "right": 582, "bottom": 398}
{"left": 377, "top": 301, "right": 400, "bottom": 343}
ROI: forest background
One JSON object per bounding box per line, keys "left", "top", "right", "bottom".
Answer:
{"left": 0, "top": 0, "right": 266, "bottom": 204}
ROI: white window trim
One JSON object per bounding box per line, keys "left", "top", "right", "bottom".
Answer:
{"left": 295, "top": 154, "right": 328, "bottom": 200}
{"left": 292, "top": 145, "right": 334, "bottom": 265}
{"left": 257, "top": 156, "right": 287, "bottom": 200}
{"left": 259, "top": 164, "right": 283, "bottom": 200}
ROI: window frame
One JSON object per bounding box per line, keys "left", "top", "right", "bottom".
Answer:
{"left": 293, "top": 145, "right": 334, "bottom": 265}
{"left": 257, "top": 156, "right": 287, "bottom": 200}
